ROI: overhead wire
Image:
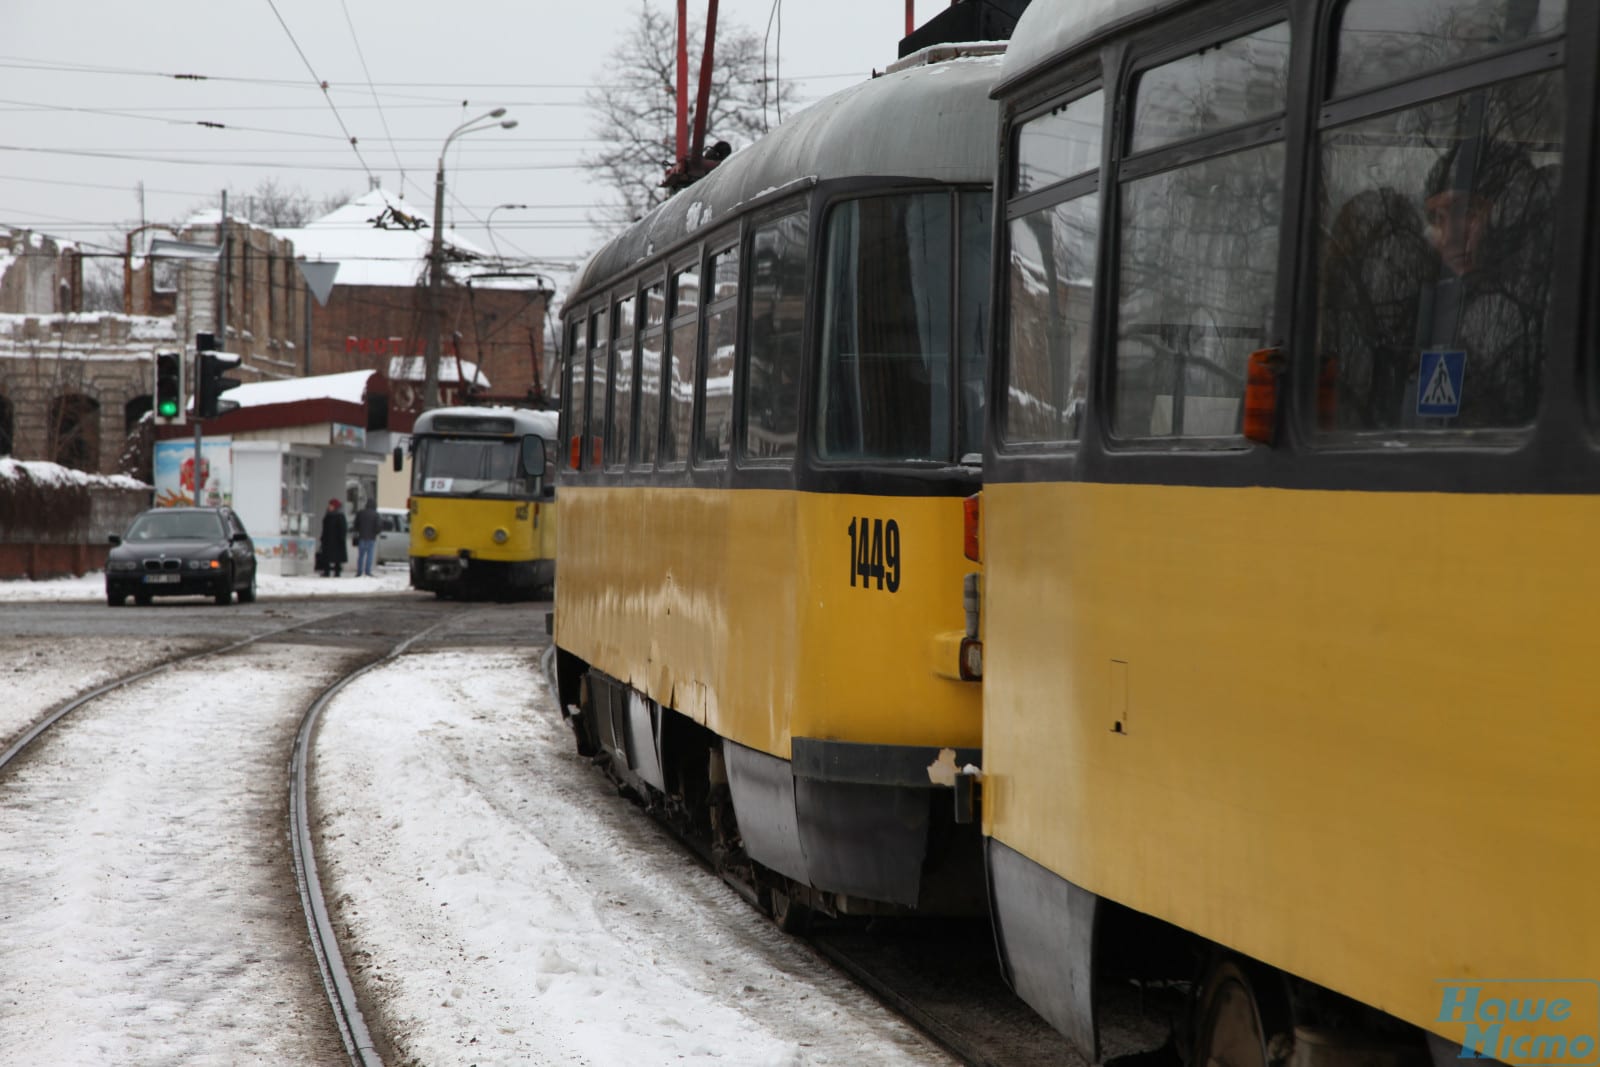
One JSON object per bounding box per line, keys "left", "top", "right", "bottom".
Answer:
{"left": 338, "top": 0, "right": 407, "bottom": 190}
{"left": 260, "top": 0, "right": 377, "bottom": 186}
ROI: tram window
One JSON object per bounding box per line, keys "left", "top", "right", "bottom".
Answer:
{"left": 662, "top": 265, "right": 700, "bottom": 469}
{"left": 957, "top": 190, "right": 992, "bottom": 460}
{"left": 697, "top": 246, "right": 738, "bottom": 465}
{"left": 1314, "top": 72, "right": 1562, "bottom": 433}
{"left": 1113, "top": 142, "right": 1283, "bottom": 439}
{"left": 1334, "top": 0, "right": 1566, "bottom": 99}
{"left": 607, "top": 295, "right": 636, "bottom": 470}
{"left": 743, "top": 212, "right": 808, "bottom": 461}
{"left": 562, "top": 317, "right": 587, "bottom": 470}
{"left": 1016, "top": 91, "right": 1103, "bottom": 195}
{"left": 637, "top": 282, "right": 665, "bottom": 470}
{"left": 586, "top": 309, "right": 608, "bottom": 468}
{"left": 1006, "top": 194, "right": 1099, "bottom": 444}
{"left": 818, "top": 193, "right": 954, "bottom": 461}
{"left": 1131, "top": 22, "right": 1289, "bottom": 153}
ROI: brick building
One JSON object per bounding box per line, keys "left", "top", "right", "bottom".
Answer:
{"left": 279, "top": 189, "right": 555, "bottom": 416}
{"left": 0, "top": 191, "right": 555, "bottom": 481}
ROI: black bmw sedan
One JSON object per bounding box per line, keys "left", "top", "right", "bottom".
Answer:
{"left": 105, "top": 506, "right": 258, "bottom": 606}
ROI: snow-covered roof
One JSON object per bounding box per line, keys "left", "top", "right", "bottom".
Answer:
{"left": 228, "top": 370, "right": 374, "bottom": 409}
{"left": 387, "top": 355, "right": 487, "bottom": 387}
{"left": 276, "top": 189, "right": 490, "bottom": 289}
{"left": 225, "top": 360, "right": 491, "bottom": 411}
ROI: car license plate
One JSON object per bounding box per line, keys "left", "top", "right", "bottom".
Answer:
{"left": 144, "top": 574, "right": 180, "bottom": 584}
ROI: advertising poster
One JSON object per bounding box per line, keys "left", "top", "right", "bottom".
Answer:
{"left": 154, "top": 438, "right": 233, "bottom": 508}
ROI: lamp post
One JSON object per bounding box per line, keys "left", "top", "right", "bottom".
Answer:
{"left": 423, "top": 108, "right": 518, "bottom": 412}
{"left": 486, "top": 203, "right": 529, "bottom": 263}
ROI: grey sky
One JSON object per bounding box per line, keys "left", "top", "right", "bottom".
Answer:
{"left": 2, "top": 1, "right": 915, "bottom": 287}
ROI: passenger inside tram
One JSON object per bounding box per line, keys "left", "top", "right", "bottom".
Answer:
{"left": 1319, "top": 132, "right": 1558, "bottom": 432}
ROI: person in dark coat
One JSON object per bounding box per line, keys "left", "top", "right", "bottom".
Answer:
{"left": 319, "top": 498, "right": 349, "bottom": 577}
{"left": 352, "top": 499, "right": 380, "bottom": 577}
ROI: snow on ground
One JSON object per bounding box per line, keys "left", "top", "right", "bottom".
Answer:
{"left": 0, "top": 644, "right": 361, "bottom": 1065}
{"left": 0, "top": 563, "right": 414, "bottom": 603}
{"left": 315, "top": 650, "right": 950, "bottom": 1066}
{"left": 0, "top": 576, "right": 955, "bottom": 1065}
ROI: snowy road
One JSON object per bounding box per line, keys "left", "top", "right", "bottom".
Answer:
{"left": 0, "top": 582, "right": 955, "bottom": 1066}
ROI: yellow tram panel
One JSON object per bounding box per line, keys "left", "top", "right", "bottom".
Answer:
{"left": 410, "top": 495, "right": 541, "bottom": 562}
{"left": 557, "top": 485, "right": 980, "bottom": 759}
{"left": 981, "top": 479, "right": 1600, "bottom": 1037}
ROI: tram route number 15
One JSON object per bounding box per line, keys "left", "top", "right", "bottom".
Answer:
{"left": 847, "top": 517, "right": 901, "bottom": 592}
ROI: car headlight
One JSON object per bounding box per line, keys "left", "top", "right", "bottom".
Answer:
{"left": 185, "top": 558, "right": 223, "bottom": 571}
{"left": 106, "top": 560, "right": 140, "bottom": 573}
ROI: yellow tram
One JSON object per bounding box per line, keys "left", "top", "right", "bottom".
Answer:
{"left": 400, "top": 405, "right": 557, "bottom": 598}
{"left": 979, "top": 1, "right": 1595, "bottom": 1064}
{"left": 552, "top": 47, "right": 1001, "bottom": 920}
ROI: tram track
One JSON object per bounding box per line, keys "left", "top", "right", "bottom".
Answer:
{"left": 560, "top": 713, "right": 1083, "bottom": 1067}
{"left": 0, "top": 601, "right": 483, "bottom": 1067}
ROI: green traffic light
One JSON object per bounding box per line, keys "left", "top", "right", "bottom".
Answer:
{"left": 157, "top": 399, "right": 179, "bottom": 418}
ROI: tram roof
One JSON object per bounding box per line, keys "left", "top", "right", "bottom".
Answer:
{"left": 413, "top": 405, "right": 559, "bottom": 437}
{"left": 998, "top": 0, "right": 1178, "bottom": 94}
{"left": 569, "top": 53, "right": 1003, "bottom": 303}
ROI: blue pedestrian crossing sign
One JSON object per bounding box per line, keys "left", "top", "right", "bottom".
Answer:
{"left": 1417, "top": 349, "right": 1466, "bottom": 418}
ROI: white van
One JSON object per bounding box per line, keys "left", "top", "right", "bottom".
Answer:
{"left": 376, "top": 508, "right": 410, "bottom": 565}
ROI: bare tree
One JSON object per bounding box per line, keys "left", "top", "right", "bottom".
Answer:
{"left": 81, "top": 256, "right": 124, "bottom": 313}
{"left": 584, "top": 2, "right": 798, "bottom": 230}
{"left": 223, "top": 179, "right": 353, "bottom": 228}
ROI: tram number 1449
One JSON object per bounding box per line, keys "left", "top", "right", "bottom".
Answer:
{"left": 847, "top": 517, "right": 901, "bottom": 592}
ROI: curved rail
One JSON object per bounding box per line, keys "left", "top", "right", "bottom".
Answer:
{"left": 0, "top": 621, "right": 308, "bottom": 773}
{"left": 286, "top": 617, "right": 451, "bottom": 1067}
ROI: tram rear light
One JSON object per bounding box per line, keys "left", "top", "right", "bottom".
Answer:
{"left": 569, "top": 435, "right": 582, "bottom": 468}
{"left": 1243, "top": 346, "right": 1285, "bottom": 445}
{"left": 963, "top": 494, "right": 981, "bottom": 562}
{"left": 959, "top": 637, "right": 983, "bottom": 681}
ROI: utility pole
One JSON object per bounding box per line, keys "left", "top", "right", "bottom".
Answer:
{"left": 422, "top": 109, "right": 518, "bottom": 413}
{"left": 194, "top": 189, "right": 226, "bottom": 505}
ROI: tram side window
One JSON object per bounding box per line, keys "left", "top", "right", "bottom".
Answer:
{"left": 661, "top": 264, "right": 700, "bottom": 469}
{"left": 743, "top": 212, "right": 808, "bottom": 461}
{"left": 957, "top": 190, "right": 992, "bottom": 460}
{"left": 636, "top": 282, "right": 665, "bottom": 470}
{"left": 607, "top": 295, "right": 636, "bottom": 470}
{"left": 696, "top": 246, "right": 739, "bottom": 464}
{"left": 1315, "top": 73, "right": 1562, "bottom": 432}
{"left": 1113, "top": 26, "right": 1288, "bottom": 440}
{"left": 1005, "top": 91, "right": 1102, "bottom": 445}
{"left": 586, "top": 309, "right": 608, "bottom": 468}
{"left": 1333, "top": 0, "right": 1566, "bottom": 98}
{"left": 819, "top": 193, "right": 954, "bottom": 461}
{"left": 562, "top": 317, "right": 587, "bottom": 469}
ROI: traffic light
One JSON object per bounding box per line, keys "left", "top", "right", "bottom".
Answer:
{"left": 153, "top": 350, "right": 184, "bottom": 423}
{"left": 195, "top": 332, "right": 242, "bottom": 418}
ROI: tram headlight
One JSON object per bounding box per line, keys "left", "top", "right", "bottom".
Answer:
{"left": 492, "top": 528, "right": 509, "bottom": 544}
{"left": 422, "top": 525, "right": 438, "bottom": 541}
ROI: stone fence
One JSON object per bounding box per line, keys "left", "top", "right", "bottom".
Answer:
{"left": 0, "top": 460, "right": 151, "bottom": 579}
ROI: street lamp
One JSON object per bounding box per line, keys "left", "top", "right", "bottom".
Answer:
{"left": 485, "top": 203, "right": 529, "bottom": 262}
{"left": 423, "top": 108, "right": 519, "bottom": 412}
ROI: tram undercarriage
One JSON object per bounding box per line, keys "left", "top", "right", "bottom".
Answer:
{"left": 561, "top": 665, "right": 985, "bottom": 927}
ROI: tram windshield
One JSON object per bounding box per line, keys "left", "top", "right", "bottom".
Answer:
{"left": 414, "top": 435, "right": 539, "bottom": 498}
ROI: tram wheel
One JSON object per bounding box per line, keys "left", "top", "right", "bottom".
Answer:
{"left": 1191, "top": 959, "right": 1291, "bottom": 1067}
{"left": 769, "top": 887, "right": 812, "bottom": 934}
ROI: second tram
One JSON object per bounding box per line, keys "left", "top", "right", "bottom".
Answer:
{"left": 400, "top": 405, "right": 557, "bottom": 598}
{"left": 552, "top": 47, "right": 1002, "bottom": 921}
